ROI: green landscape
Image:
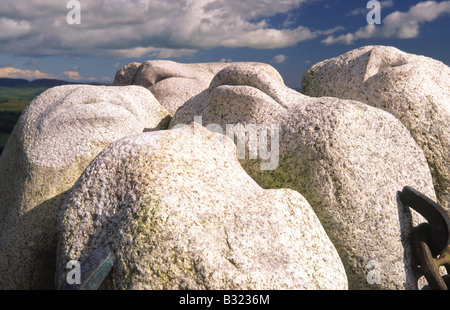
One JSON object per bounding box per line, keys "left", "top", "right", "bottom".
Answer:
{"left": 0, "top": 78, "right": 109, "bottom": 154}
{"left": 0, "top": 86, "right": 50, "bottom": 151}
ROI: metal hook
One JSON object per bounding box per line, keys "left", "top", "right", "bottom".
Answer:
{"left": 399, "top": 186, "right": 450, "bottom": 256}
{"left": 399, "top": 186, "right": 450, "bottom": 290}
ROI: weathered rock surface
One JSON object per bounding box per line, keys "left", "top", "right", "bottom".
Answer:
{"left": 301, "top": 45, "right": 450, "bottom": 215}
{"left": 171, "top": 64, "right": 436, "bottom": 289}
{"left": 0, "top": 85, "right": 169, "bottom": 289}
{"left": 56, "top": 123, "right": 348, "bottom": 290}
{"left": 114, "top": 60, "right": 284, "bottom": 116}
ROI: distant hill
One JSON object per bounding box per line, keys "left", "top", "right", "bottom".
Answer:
{"left": 0, "top": 78, "right": 110, "bottom": 88}
{"left": 29, "top": 79, "right": 77, "bottom": 87}
{"left": 0, "top": 78, "right": 30, "bottom": 87}
{"left": 0, "top": 78, "right": 74, "bottom": 88}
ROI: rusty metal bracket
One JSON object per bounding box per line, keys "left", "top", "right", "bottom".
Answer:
{"left": 399, "top": 186, "right": 450, "bottom": 290}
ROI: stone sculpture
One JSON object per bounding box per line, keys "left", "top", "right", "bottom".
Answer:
{"left": 56, "top": 123, "right": 348, "bottom": 290}
{"left": 171, "top": 64, "right": 436, "bottom": 289}
{"left": 301, "top": 45, "right": 450, "bottom": 215}
{"left": 0, "top": 85, "right": 169, "bottom": 289}
{"left": 114, "top": 60, "right": 284, "bottom": 116}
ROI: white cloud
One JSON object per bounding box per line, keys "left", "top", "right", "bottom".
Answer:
{"left": 63, "top": 71, "right": 85, "bottom": 81}
{"left": 347, "top": 8, "right": 366, "bottom": 17}
{"left": 0, "top": 0, "right": 338, "bottom": 59}
{"left": 0, "top": 67, "right": 56, "bottom": 80}
{"left": 0, "top": 18, "right": 31, "bottom": 40}
{"left": 347, "top": 1, "right": 394, "bottom": 16}
{"left": 271, "top": 54, "right": 288, "bottom": 64}
{"left": 0, "top": 66, "right": 109, "bottom": 82}
{"left": 381, "top": 0, "right": 395, "bottom": 8}
{"left": 324, "top": 1, "right": 450, "bottom": 45}
{"left": 63, "top": 71, "right": 112, "bottom": 82}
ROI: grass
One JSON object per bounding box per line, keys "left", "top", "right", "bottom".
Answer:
{"left": 0, "top": 133, "right": 10, "bottom": 147}
{"left": 0, "top": 112, "right": 22, "bottom": 148}
{"left": 0, "top": 86, "right": 48, "bottom": 147}
{"left": 0, "top": 86, "right": 48, "bottom": 112}
{"left": 0, "top": 86, "right": 48, "bottom": 103}
{"left": 0, "top": 100, "right": 30, "bottom": 112}
{"left": 0, "top": 111, "right": 22, "bottom": 133}
{"left": 0, "top": 86, "right": 48, "bottom": 113}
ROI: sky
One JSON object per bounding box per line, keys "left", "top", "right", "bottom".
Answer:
{"left": 0, "top": 0, "right": 449, "bottom": 90}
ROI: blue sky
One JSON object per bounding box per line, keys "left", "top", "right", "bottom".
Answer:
{"left": 0, "top": 0, "right": 449, "bottom": 90}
